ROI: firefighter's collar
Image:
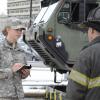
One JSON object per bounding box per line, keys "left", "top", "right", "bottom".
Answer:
{"left": 82, "top": 36, "right": 100, "bottom": 50}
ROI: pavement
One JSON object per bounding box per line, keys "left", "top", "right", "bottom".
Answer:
{"left": 24, "top": 98, "right": 45, "bottom": 100}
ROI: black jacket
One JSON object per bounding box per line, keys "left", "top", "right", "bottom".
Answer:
{"left": 66, "top": 36, "right": 100, "bottom": 100}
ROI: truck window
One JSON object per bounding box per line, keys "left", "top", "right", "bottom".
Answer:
{"left": 57, "top": 2, "right": 98, "bottom": 24}
{"left": 57, "top": 2, "right": 70, "bottom": 24}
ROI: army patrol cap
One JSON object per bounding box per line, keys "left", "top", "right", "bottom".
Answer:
{"left": 4, "top": 17, "right": 26, "bottom": 30}
{"left": 79, "top": 6, "right": 100, "bottom": 32}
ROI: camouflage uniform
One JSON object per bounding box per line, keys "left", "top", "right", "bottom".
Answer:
{"left": 0, "top": 39, "right": 28, "bottom": 100}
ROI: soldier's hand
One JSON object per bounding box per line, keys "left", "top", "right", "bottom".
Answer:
{"left": 20, "top": 69, "right": 30, "bottom": 79}
{"left": 12, "top": 63, "right": 24, "bottom": 72}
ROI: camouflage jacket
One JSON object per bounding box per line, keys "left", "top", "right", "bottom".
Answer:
{"left": 0, "top": 39, "right": 29, "bottom": 99}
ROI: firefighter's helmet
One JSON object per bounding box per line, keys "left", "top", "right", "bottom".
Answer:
{"left": 79, "top": 6, "right": 100, "bottom": 32}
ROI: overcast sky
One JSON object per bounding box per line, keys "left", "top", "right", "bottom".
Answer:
{"left": 0, "top": 0, "right": 7, "bottom": 14}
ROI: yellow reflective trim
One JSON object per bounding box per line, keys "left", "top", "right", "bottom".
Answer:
{"left": 69, "top": 69, "right": 100, "bottom": 89}
{"left": 88, "top": 77, "right": 100, "bottom": 89}
{"left": 69, "top": 69, "right": 89, "bottom": 87}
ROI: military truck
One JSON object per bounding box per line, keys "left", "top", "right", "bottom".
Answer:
{"left": 24, "top": 0, "right": 100, "bottom": 99}
{"left": 25, "top": 0, "right": 99, "bottom": 73}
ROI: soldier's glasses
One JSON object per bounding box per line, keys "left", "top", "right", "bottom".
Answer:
{"left": 15, "top": 28, "right": 23, "bottom": 32}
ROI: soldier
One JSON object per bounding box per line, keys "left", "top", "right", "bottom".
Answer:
{"left": 66, "top": 7, "right": 100, "bottom": 100}
{"left": 0, "top": 17, "right": 30, "bottom": 100}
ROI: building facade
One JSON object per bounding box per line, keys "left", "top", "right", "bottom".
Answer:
{"left": 0, "top": 15, "right": 8, "bottom": 32}
{"left": 7, "top": 0, "right": 41, "bottom": 23}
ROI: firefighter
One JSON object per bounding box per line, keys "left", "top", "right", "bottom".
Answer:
{"left": 0, "top": 17, "right": 30, "bottom": 100}
{"left": 66, "top": 6, "right": 100, "bottom": 100}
